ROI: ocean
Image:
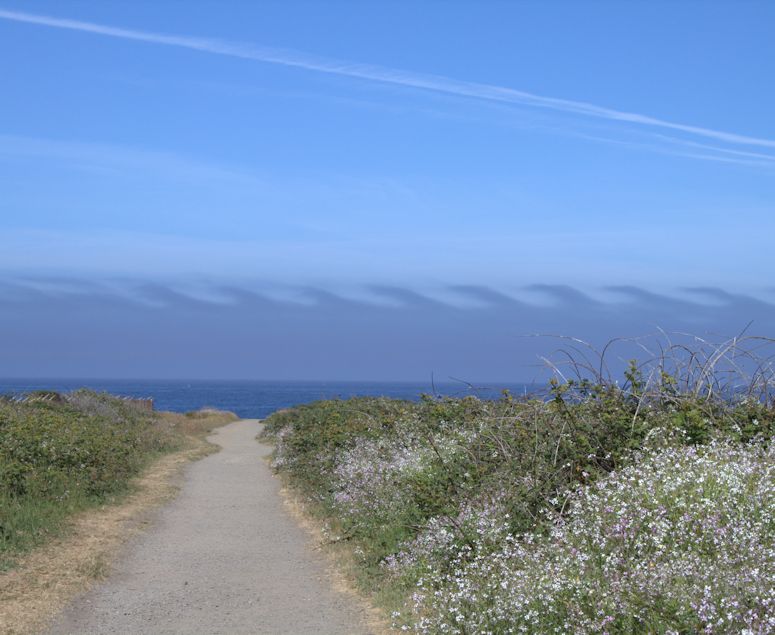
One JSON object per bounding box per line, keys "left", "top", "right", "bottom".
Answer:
{"left": 0, "top": 379, "right": 536, "bottom": 419}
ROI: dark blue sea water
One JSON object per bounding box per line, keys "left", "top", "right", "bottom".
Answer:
{"left": 0, "top": 379, "right": 536, "bottom": 419}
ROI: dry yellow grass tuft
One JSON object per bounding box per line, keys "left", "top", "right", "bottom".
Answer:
{"left": 0, "top": 410, "right": 236, "bottom": 635}
{"left": 156, "top": 408, "right": 239, "bottom": 439}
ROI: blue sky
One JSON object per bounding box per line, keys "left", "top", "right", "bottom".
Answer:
{"left": 1, "top": 2, "right": 774, "bottom": 379}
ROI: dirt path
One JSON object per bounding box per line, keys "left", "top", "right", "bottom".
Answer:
{"left": 45, "top": 420, "right": 374, "bottom": 635}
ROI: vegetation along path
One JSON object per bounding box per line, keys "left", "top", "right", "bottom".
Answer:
{"left": 46, "top": 420, "right": 373, "bottom": 635}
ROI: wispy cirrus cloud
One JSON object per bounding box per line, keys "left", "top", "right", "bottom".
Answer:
{"left": 1, "top": 7, "right": 775, "bottom": 165}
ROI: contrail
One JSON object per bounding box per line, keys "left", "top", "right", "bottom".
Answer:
{"left": 2, "top": 7, "right": 774, "bottom": 153}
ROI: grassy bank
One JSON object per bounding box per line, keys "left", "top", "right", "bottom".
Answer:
{"left": 0, "top": 390, "right": 236, "bottom": 570}
{"left": 261, "top": 341, "right": 775, "bottom": 633}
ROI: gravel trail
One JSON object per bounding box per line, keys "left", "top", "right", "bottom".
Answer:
{"left": 46, "top": 420, "right": 373, "bottom": 635}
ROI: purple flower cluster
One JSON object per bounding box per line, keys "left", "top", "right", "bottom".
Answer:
{"left": 403, "top": 442, "right": 774, "bottom": 633}
{"left": 329, "top": 417, "right": 473, "bottom": 523}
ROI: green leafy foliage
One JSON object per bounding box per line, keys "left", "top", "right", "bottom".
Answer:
{"left": 261, "top": 369, "right": 775, "bottom": 632}
{"left": 0, "top": 391, "right": 178, "bottom": 566}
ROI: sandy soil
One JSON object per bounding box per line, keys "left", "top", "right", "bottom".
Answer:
{"left": 45, "top": 420, "right": 374, "bottom": 635}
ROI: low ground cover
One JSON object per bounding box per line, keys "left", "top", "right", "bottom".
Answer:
{"left": 0, "top": 390, "right": 235, "bottom": 569}
{"left": 261, "top": 337, "right": 775, "bottom": 633}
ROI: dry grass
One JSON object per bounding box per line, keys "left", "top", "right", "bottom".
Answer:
{"left": 156, "top": 409, "right": 240, "bottom": 439}
{"left": 0, "top": 410, "right": 236, "bottom": 635}
{"left": 276, "top": 482, "right": 393, "bottom": 635}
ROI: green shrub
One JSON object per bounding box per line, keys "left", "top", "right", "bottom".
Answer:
{"left": 0, "top": 391, "right": 178, "bottom": 566}
{"left": 409, "top": 442, "right": 774, "bottom": 634}
{"left": 261, "top": 357, "right": 775, "bottom": 631}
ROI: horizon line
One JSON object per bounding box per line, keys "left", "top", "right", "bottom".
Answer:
{"left": 0, "top": 377, "right": 540, "bottom": 385}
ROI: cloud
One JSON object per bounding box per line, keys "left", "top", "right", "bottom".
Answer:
{"left": 448, "top": 285, "right": 522, "bottom": 308}
{"left": 3, "top": 222, "right": 774, "bottom": 291}
{"left": 1, "top": 276, "right": 773, "bottom": 381}
{"left": 2, "top": 8, "right": 775, "bottom": 164}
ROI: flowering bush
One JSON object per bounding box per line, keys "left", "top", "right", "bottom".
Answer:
{"left": 262, "top": 380, "right": 775, "bottom": 633}
{"left": 332, "top": 429, "right": 434, "bottom": 517}
{"left": 407, "top": 442, "right": 774, "bottom": 634}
